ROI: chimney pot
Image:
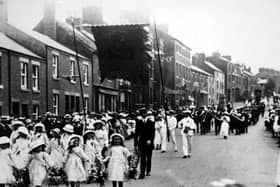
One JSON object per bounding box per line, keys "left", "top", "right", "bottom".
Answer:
{"left": 43, "top": 0, "right": 56, "bottom": 39}
{"left": 0, "top": 0, "right": 8, "bottom": 32}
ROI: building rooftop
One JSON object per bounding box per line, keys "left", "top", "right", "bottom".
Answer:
{"left": 205, "top": 60, "right": 223, "bottom": 72}
{"left": 191, "top": 65, "right": 212, "bottom": 76}
{"left": 12, "top": 24, "right": 86, "bottom": 59}
{"left": 0, "top": 32, "right": 42, "bottom": 59}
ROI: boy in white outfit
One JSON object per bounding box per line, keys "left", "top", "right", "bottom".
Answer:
{"left": 178, "top": 110, "right": 196, "bottom": 159}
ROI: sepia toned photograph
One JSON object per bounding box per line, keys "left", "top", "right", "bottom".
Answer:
{"left": 0, "top": 0, "right": 279, "bottom": 186}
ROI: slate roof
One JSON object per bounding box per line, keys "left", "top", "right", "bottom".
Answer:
{"left": 12, "top": 24, "right": 86, "bottom": 59}
{"left": 205, "top": 60, "right": 223, "bottom": 72}
{"left": 191, "top": 65, "right": 212, "bottom": 76}
{"left": 0, "top": 32, "right": 42, "bottom": 59}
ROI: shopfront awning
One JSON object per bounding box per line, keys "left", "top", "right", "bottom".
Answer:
{"left": 99, "top": 88, "right": 119, "bottom": 96}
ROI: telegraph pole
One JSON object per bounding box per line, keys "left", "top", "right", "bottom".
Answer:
{"left": 72, "top": 22, "right": 87, "bottom": 134}
{"left": 154, "top": 21, "right": 170, "bottom": 141}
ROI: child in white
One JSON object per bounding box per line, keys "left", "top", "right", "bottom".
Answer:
{"left": 31, "top": 123, "right": 49, "bottom": 149}
{"left": 106, "top": 133, "right": 131, "bottom": 187}
{"left": 154, "top": 117, "right": 162, "bottom": 150}
{"left": 0, "top": 136, "right": 16, "bottom": 187}
{"left": 48, "top": 128, "right": 65, "bottom": 169}
{"left": 28, "top": 139, "right": 54, "bottom": 187}
{"left": 64, "top": 135, "right": 89, "bottom": 187}
{"left": 220, "top": 113, "right": 230, "bottom": 139}
{"left": 83, "top": 130, "right": 98, "bottom": 178}
{"left": 158, "top": 115, "right": 167, "bottom": 152}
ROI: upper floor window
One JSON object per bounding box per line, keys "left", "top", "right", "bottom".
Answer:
{"left": 52, "top": 54, "right": 59, "bottom": 79}
{"left": 70, "top": 59, "right": 76, "bottom": 83}
{"left": 20, "top": 61, "right": 28, "bottom": 90}
{"left": 32, "top": 65, "right": 39, "bottom": 91}
{"left": 53, "top": 94, "right": 59, "bottom": 115}
{"left": 83, "top": 63, "right": 89, "bottom": 85}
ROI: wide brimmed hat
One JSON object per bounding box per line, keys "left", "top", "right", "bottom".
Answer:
{"left": 83, "top": 130, "right": 95, "bottom": 137}
{"left": 0, "top": 136, "right": 10, "bottom": 145}
{"left": 64, "top": 114, "right": 72, "bottom": 119}
{"left": 11, "top": 120, "right": 24, "bottom": 128}
{"left": 34, "top": 123, "right": 46, "bottom": 132}
{"left": 182, "top": 109, "right": 191, "bottom": 114}
{"left": 29, "top": 139, "right": 45, "bottom": 152}
{"left": 93, "top": 120, "right": 105, "bottom": 127}
{"left": 68, "top": 134, "right": 83, "bottom": 146}
{"left": 169, "top": 110, "right": 176, "bottom": 115}
{"left": 17, "top": 126, "right": 29, "bottom": 136}
{"left": 118, "top": 112, "right": 128, "bottom": 118}
{"left": 50, "top": 128, "right": 61, "bottom": 136}
{"left": 0, "top": 115, "right": 11, "bottom": 121}
{"left": 110, "top": 133, "right": 125, "bottom": 143}
{"left": 63, "top": 124, "right": 74, "bottom": 133}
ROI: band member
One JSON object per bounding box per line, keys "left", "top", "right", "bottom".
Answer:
{"left": 178, "top": 110, "right": 197, "bottom": 158}
{"left": 134, "top": 111, "right": 155, "bottom": 179}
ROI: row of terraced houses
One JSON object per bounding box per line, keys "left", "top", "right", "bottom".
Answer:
{"left": 0, "top": 0, "right": 258, "bottom": 117}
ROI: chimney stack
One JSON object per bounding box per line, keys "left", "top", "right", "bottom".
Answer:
{"left": 43, "top": 0, "right": 56, "bottom": 40}
{"left": 0, "top": 0, "right": 8, "bottom": 32}
{"left": 222, "top": 55, "right": 231, "bottom": 61}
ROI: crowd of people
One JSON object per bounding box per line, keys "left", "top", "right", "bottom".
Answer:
{"left": 0, "top": 101, "right": 264, "bottom": 187}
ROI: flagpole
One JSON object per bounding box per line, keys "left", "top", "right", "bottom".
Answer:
{"left": 154, "top": 21, "right": 170, "bottom": 141}
{"left": 72, "top": 21, "right": 87, "bottom": 135}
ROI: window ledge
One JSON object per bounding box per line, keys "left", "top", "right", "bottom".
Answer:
{"left": 84, "top": 83, "right": 89, "bottom": 87}
{"left": 32, "top": 89, "right": 40, "bottom": 94}
{"left": 0, "top": 85, "right": 4, "bottom": 89}
{"left": 21, "top": 88, "right": 30, "bottom": 92}
{"left": 52, "top": 77, "right": 59, "bottom": 81}
{"left": 70, "top": 80, "right": 76, "bottom": 84}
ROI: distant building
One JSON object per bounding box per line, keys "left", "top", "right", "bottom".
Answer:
{"left": 257, "top": 67, "right": 280, "bottom": 93}
{"left": 191, "top": 65, "right": 212, "bottom": 107}
{"left": 192, "top": 53, "right": 225, "bottom": 105}
{"left": 0, "top": 32, "right": 44, "bottom": 117}
{"left": 153, "top": 29, "right": 192, "bottom": 109}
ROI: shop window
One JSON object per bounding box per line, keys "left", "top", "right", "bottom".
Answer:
{"left": 33, "top": 105, "right": 39, "bottom": 116}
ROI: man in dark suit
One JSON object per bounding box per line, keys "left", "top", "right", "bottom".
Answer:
{"left": 134, "top": 110, "right": 155, "bottom": 179}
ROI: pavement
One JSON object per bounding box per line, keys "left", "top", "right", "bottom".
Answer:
{"left": 56, "top": 114, "right": 280, "bottom": 187}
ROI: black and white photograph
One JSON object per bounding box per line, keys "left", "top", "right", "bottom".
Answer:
{"left": 0, "top": 0, "right": 279, "bottom": 186}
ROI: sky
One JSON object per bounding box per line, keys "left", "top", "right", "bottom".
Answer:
{"left": 7, "top": 0, "right": 280, "bottom": 74}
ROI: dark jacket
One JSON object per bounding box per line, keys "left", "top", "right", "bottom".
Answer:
{"left": 134, "top": 116, "right": 155, "bottom": 151}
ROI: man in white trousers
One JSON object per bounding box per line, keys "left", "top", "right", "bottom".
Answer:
{"left": 167, "top": 110, "right": 178, "bottom": 152}
{"left": 178, "top": 109, "right": 197, "bottom": 159}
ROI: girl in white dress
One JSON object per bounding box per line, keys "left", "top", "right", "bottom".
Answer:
{"left": 106, "top": 133, "right": 131, "bottom": 187}
{"left": 220, "top": 113, "right": 230, "bottom": 139}
{"left": 83, "top": 130, "right": 98, "bottom": 181}
{"left": 28, "top": 139, "right": 54, "bottom": 187}
{"left": 64, "top": 135, "right": 89, "bottom": 187}
{"left": 154, "top": 116, "right": 162, "bottom": 150}
{"left": 12, "top": 126, "right": 30, "bottom": 169}
{"left": 0, "top": 136, "right": 16, "bottom": 187}
{"left": 48, "top": 128, "right": 65, "bottom": 169}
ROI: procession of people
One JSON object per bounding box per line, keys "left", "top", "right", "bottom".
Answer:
{"left": 0, "top": 100, "right": 264, "bottom": 187}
